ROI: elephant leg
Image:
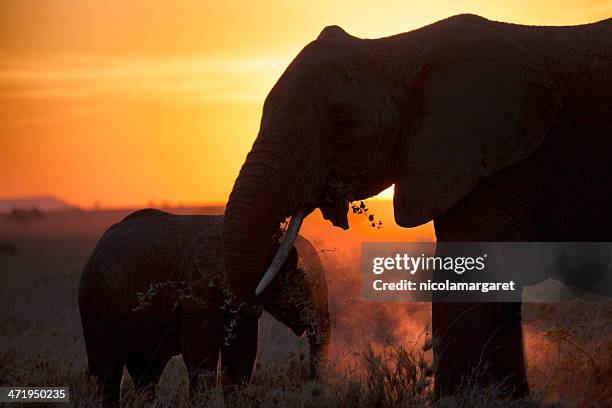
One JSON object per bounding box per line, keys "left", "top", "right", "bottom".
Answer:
{"left": 432, "top": 170, "right": 541, "bottom": 396}
{"left": 308, "top": 312, "right": 330, "bottom": 379}
{"left": 125, "top": 354, "right": 170, "bottom": 394}
{"left": 432, "top": 302, "right": 527, "bottom": 396}
{"left": 308, "top": 335, "right": 330, "bottom": 379}
{"left": 181, "top": 301, "right": 223, "bottom": 396}
{"left": 80, "top": 302, "right": 124, "bottom": 407}
{"left": 183, "top": 347, "right": 219, "bottom": 397}
{"left": 220, "top": 315, "right": 258, "bottom": 386}
{"left": 91, "top": 354, "right": 124, "bottom": 408}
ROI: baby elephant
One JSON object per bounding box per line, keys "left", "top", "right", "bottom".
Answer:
{"left": 78, "top": 209, "right": 329, "bottom": 405}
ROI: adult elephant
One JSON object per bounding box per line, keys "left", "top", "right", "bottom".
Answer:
{"left": 223, "top": 14, "right": 611, "bottom": 396}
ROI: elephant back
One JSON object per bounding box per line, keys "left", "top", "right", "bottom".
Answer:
{"left": 81, "top": 211, "right": 223, "bottom": 313}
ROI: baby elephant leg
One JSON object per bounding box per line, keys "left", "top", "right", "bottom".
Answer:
{"left": 125, "top": 353, "right": 171, "bottom": 398}
{"left": 220, "top": 315, "right": 259, "bottom": 387}
{"left": 308, "top": 338, "right": 329, "bottom": 378}
{"left": 181, "top": 300, "right": 223, "bottom": 396}
{"left": 92, "top": 354, "right": 123, "bottom": 407}
{"left": 308, "top": 311, "right": 331, "bottom": 379}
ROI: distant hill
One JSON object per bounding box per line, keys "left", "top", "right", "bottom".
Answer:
{"left": 0, "top": 195, "right": 78, "bottom": 214}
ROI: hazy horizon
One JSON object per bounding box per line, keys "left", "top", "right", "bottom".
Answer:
{"left": 0, "top": 185, "right": 394, "bottom": 212}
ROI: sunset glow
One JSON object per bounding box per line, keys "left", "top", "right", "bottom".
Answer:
{"left": 1, "top": 1, "right": 609, "bottom": 208}
{"left": 374, "top": 185, "right": 395, "bottom": 200}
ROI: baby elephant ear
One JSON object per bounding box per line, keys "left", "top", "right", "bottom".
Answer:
{"left": 394, "top": 20, "right": 562, "bottom": 227}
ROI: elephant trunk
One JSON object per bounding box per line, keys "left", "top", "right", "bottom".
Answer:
{"left": 223, "top": 138, "right": 323, "bottom": 303}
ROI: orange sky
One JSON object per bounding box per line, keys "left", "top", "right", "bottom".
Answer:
{"left": 1, "top": 1, "right": 610, "bottom": 208}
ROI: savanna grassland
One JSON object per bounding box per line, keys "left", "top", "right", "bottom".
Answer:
{"left": 1, "top": 203, "right": 611, "bottom": 407}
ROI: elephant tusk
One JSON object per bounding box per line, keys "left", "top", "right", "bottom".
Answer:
{"left": 255, "top": 208, "right": 312, "bottom": 295}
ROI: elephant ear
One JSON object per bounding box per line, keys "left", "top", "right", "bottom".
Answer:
{"left": 394, "top": 19, "right": 562, "bottom": 227}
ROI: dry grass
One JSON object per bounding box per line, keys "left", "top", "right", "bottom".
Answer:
{"left": 1, "top": 211, "right": 611, "bottom": 407}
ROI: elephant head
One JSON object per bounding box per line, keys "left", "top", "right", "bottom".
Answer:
{"left": 223, "top": 15, "right": 561, "bottom": 302}
{"left": 260, "top": 236, "right": 331, "bottom": 378}
{"left": 263, "top": 236, "right": 329, "bottom": 337}
{"left": 264, "top": 264, "right": 312, "bottom": 337}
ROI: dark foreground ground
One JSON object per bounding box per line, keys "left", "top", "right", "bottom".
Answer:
{"left": 0, "top": 206, "right": 611, "bottom": 407}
